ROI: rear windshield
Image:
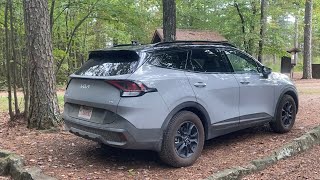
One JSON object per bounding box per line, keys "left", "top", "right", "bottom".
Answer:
{"left": 75, "top": 51, "right": 140, "bottom": 76}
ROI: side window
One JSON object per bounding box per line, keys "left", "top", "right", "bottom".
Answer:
{"left": 224, "top": 50, "right": 259, "bottom": 73}
{"left": 188, "top": 49, "right": 229, "bottom": 73}
{"left": 148, "top": 51, "right": 187, "bottom": 70}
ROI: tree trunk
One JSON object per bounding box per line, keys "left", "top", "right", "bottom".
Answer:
{"left": 163, "top": 0, "right": 176, "bottom": 42}
{"left": 294, "top": 16, "right": 299, "bottom": 64}
{"left": 50, "top": 0, "right": 55, "bottom": 32}
{"left": 247, "top": 1, "right": 257, "bottom": 56}
{"left": 9, "top": 0, "right": 20, "bottom": 115}
{"left": 234, "top": 2, "right": 248, "bottom": 52}
{"left": 23, "top": 0, "right": 61, "bottom": 129}
{"left": 24, "top": 56, "right": 30, "bottom": 120}
{"left": 258, "top": 0, "right": 268, "bottom": 63}
{"left": 1, "top": 35, "right": 6, "bottom": 79}
{"left": 302, "top": 0, "right": 312, "bottom": 79}
{"left": 5, "top": 0, "right": 14, "bottom": 120}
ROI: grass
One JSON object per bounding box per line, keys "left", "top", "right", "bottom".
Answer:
{"left": 263, "top": 55, "right": 320, "bottom": 73}
{"left": 0, "top": 94, "right": 64, "bottom": 113}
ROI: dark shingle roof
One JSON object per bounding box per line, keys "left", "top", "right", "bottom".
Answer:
{"left": 152, "top": 28, "right": 227, "bottom": 43}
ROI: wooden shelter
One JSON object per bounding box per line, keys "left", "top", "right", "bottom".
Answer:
{"left": 151, "top": 28, "right": 227, "bottom": 43}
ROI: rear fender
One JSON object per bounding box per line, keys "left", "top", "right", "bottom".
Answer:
{"left": 161, "top": 101, "right": 211, "bottom": 140}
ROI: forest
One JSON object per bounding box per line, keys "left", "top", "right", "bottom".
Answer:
{"left": 1, "top": 1, "right": 320, "bottom": 179}
{"left": 0, "top": 0, "right": 319, "bottom": 127}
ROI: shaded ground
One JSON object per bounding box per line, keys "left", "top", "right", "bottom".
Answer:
{"left": 244, "top": 144, "right": 320, "bottom": 180}
{"left": 0, "top": 78, "right": 319, "bottom": 179}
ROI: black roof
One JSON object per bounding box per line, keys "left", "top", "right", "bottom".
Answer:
{"left": 153, "top": 41, "right": 235, "bottom": 47}
{"left": 91, "top": 41, "right": 236, "bottom": 53}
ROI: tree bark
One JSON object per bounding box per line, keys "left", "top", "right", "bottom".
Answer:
{"left": 247, "top": 1, "right": 257, "bottom": 56}
{"left": 302, "top": 0, "right": 312, "bottom": 79}
{"left": 5, "top": 0, "right": 14, "bottom": 120}
{"left": 49, "top": 0, "right": 55, "bottom": 32}
{"left": 258, "top": 0, "right": 268, "bottom": 63}
{"left": 9, "top": 0, "right": 20, "bottom": 115}
{"left": 234, "top": 2, "right": 248, "bottom": 52}
{"left": 163, "top": 0, "right": 176, "bottom": 42}
{"left": 23, "top": 0, "right": 61, "bottom": 129}
{"left": 293, "top": 16, "right": 299, "bottom": 64}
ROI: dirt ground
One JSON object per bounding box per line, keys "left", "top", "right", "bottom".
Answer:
{"left": 0, "top": 78, "right": 319, "bottom": 180}
{"left": 243, "top": 144, "right": 320, "bottom": 180}
{"left": 0, "top": 177, "right": 10, "bottom": 180}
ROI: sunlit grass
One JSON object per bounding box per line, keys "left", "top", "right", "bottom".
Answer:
{"left": 0, "top": 94, "right": 64, "bottom": 113}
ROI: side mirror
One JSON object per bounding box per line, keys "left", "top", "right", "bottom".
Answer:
{"left": 261, "top": 66, "right": 272, "bottom": 78}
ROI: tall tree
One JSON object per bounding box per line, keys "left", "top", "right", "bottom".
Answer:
{"left": 234, "top": 2, "right": 247, "bottom": 50}
{"left": 303, "top": 0, "right": 313, "bottom": 79}
{"left": 258, "top": 0, "right": 268, "bottom": 63}
{"left": 9, "top": 0, "right": 20, "bottom": 115}
{"left": 163, "top": 0, "right": 176, "bottom": 42}
{"left": 23, "top": 0, "right": 61, "bottom": 129}
{"left": 294, "top": 16, "right": 299, "bottom": 64}
{"left": 233, "top": 1, "right": 259, "bottom": 55}
{"left": 49, "top": 0, "right": 55, "bottom": 32}
{"left": 4, "top": 0, "right": 14, "bottom": 120}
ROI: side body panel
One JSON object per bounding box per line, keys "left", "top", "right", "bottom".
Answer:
{"left": 185, "top": 72, "right": 240, "bottom": 127}
{"left": 232, "top": 73, "right": 276, "bottom": 120}
{"left": 221, "top": 48, "right": 276, "bottom": 125}
{"left": 127, "top": 64, "right": 196, "bottom": 128}
{"left": 183, "top": 47, "right": 240, "bottom": 139}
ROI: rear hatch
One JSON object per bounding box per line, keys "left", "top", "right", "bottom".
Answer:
{"left": 64, "top": 50, "right": 141, "bottom": 124}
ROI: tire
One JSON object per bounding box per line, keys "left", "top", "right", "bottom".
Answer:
{"left": 159, "top": 111, "right": 205, "bottom": 167}
{"left": 270, "top": 94, "right": 297, "bottom": 133}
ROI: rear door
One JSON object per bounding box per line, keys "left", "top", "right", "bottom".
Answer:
{"left": 184, "top": 48, "right": 240, "bottom": 134}
{"left": 222, "top": 49, "right": 275, "bottom": 125}
{"left": 64, "top": 50, "right": 141, "bottom": 124}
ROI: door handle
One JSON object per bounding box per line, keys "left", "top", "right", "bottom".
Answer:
{"left": 240, "top": 81, "right": 250, "bottom": 85}
{"left": 194, "top": 82, "right": 207, "bottom": 88}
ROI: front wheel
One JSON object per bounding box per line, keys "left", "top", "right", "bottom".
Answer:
{"left": 270, "top": 95, "right": 297, "bottom": 133}
{"left": 159, "top": 111, "right": 205, "bottom": 167}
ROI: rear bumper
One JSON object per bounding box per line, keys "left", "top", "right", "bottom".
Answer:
{"left": 63, "top": 115, "right": 163, "bottom": 152}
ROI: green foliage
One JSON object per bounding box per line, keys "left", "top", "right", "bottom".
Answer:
{"left": 0, "top": 0, "right": 320, "bottom": 87}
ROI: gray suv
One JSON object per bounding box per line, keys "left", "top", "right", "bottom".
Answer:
{"left": 63, "top": 41, "right": 298, "bottom": 167}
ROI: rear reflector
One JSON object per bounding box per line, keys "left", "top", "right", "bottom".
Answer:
{"left": 106, "top": 80, "right": 157, "bottom": 97}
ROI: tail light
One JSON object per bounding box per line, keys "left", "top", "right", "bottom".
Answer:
{"left": 106, "top": 80, "right": 157, "bottom": 97}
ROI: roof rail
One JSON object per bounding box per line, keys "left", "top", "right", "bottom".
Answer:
{"left": 153, "top": 41, "right": 236, "bottom": 47}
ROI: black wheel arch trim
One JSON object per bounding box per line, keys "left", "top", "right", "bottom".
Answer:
{"left": 161, "top": 101, "right": 211, "bottom": 140}
{"left": 273, "top": 86, "right": 299, "bottom": 122}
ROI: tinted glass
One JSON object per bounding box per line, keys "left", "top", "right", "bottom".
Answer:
{"left": 148, "top": 51, "right": 188, "bottom": 70}
{"left": 75, "top": 51, "right": 139, "bottom": 76}
{"left": 189, "top": 49, "right": 228, "bottom": 73}
{"left": 224, "top": 50, "right": 259, "bottom": 73}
